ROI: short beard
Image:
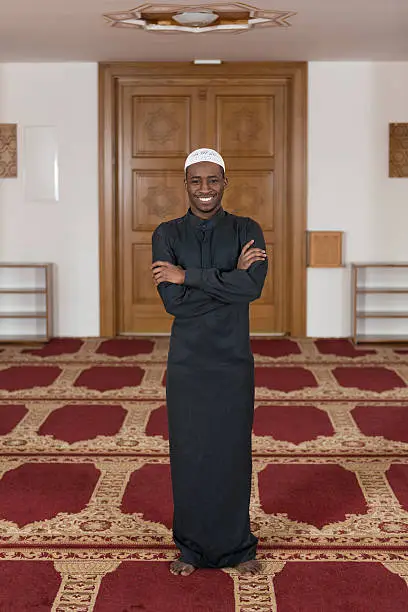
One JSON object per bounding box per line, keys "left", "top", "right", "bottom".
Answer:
{"left": 189, "top": 196, "right": 223, "bottom": 217}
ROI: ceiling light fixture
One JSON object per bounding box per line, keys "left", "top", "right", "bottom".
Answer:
{"left": 173, "top": 10, "right": 218, "bottom": 27}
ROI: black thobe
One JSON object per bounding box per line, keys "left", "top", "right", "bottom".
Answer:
{"left": 152, "top": 207, "right": 267, "bottom": 569}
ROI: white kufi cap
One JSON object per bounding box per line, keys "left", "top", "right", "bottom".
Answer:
{"left": 184, "top": 148, "right": 225, "bottom": 172}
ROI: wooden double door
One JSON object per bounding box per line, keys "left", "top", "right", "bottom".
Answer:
{"left": 99, "top": 63, "right": 307, "bottom": 336}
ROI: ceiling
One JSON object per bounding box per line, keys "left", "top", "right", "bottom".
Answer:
{"left": 1, "top": 0, "right": 407, "bottom": 62}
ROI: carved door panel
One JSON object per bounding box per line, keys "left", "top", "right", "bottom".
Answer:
{"left": 118, "top": 85, "right": 202, "bottom": 333}
{"left": 118, "top": 82, "right": 288, "bottom": 334}
{"left": 206, "top": 85, "right": 287, "bottom": 333}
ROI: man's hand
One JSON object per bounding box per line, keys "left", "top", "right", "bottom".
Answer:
{"left": 237, "top": 240, "right": 267, "bottom": 270}
{"left": 152, "top": 261, "right": 185, "bottom": 286}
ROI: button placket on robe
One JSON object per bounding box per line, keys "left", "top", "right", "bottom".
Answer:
{"left": 198, "top": 223, "right": 213, "bottom": 269}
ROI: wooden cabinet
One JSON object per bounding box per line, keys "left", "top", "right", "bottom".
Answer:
{"left": 0, "top": 263, "right": 53, "bottom": 343}
{"left": 352, "top": 263, "right": 408, "bottom": 343}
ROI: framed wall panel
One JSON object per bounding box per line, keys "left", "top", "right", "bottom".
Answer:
{"left": 389, "top": 123, "right": 408, "bottom": 178}
{"left": 0, "top": 124, "right": 17, "bottom": 178}
{"left": 308, "top": 231, "right": 343, "bottom": 268}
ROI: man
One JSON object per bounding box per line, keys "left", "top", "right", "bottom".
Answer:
{"left": 151, "top": 148, "right": 267, "bottom": 577}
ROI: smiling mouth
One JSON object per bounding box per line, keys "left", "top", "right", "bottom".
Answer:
{"left": 197, "top": 196, "right": 215, "bottom": 203}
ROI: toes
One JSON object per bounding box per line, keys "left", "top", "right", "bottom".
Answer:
{"left": 237, "top": 561, "right": 262, "bottom": 575}
{"left": 170, "top": 561, "right": 195, "bottom": 576}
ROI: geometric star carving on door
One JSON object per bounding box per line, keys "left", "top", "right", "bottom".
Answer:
{"left": 226, "top": 182, "right": 260, "bottom": 216}
{"left": 145, "top": 108, "right": 180, "bottom": 145}
{"left": 228, "top": 107, "right": 262, "bottom": 143}
{"left": 142, "top": 184, "right": 180, "bottom": 218}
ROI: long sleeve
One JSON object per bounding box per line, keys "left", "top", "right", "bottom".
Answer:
{"left": 183, "top": 219, "right": 268, "bottom": 304}
{"left": 152, "top": 224, "right": 224, "bottom": 318}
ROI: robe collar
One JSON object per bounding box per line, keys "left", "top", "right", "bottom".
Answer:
{"left": 187, "top": 207, "right": 226, "bottom": 230}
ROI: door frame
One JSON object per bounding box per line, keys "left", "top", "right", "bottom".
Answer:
{"left": 99, "top": 61, "right": 308, "bottom": 337}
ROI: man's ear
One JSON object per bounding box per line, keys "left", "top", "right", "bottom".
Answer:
{"left": 224, "top": 176, "right": 229, "bottom": 188}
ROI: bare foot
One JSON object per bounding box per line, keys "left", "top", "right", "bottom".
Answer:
{"left": 236, "top": 560, "right": 262, "bottom": 575}
{"left": 170, "top": 560, "right": 196, "bottom": 577}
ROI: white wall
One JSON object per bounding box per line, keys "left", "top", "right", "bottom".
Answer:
{"left": 1, "top": 62, "right": 407, "bottom": 337}
{"left": 307, "top": 62, "right": 408, "bottom": 337}
{"left": 0, "top": 63, "right": 99, "bottom": 336}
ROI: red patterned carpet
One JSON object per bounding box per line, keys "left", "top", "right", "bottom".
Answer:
{"left": 1, "top": 337, "right": 408, "bottom": 611}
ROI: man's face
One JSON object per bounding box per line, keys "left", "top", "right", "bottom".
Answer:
{"left": 185, "top": 161, "right": 228, "bottom": 218}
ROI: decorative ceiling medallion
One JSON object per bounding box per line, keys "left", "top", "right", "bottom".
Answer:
{"left": 103, "top": 3, "right": 296, "bottom": 34}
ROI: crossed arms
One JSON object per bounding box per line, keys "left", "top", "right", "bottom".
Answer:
{"left": 151, "top": 220, "right": 268, "bottom": 318}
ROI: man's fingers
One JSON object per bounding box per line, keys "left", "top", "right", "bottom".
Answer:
{"left": 244, "top": 248, "right": 266, "bottom": 258}
{"left": 240, "top": 244, "right": 267, "bottom": 259}
{"left": 152, "top": 264, "right": 172, "bottom": 275}
{"left": 244, "top": 251, "right": 267, "bottom": 262}
{"left": 153, "top": 273, "right": 168, "bottom": 283}
{"left": 241, "top": 240, "right": 255, "bottom": 255}
{"left": 152, "top": 268, "right": 165, "bottom": 277}
{"left": 244, "top": 254, "right": 267, "bottom": 265}
{"left": 151, "top": 261, "right": 171, "bottom": 269}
